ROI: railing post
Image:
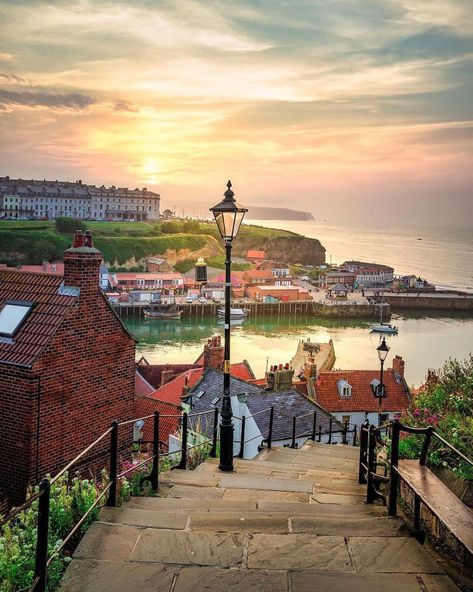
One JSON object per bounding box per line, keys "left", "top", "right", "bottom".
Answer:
{"left": 267, "top": 406, "right": 274, "bottom": 449}
{"left": 318, "top": 424, "right": 322, "bottom": 443}
{"left": 239, "top": 416, "right": 246, "bottom": 459}
{"left": 366, "top": 424, "right": 376, "bottom": 503}
{"left": 311, "top": 411, "right": 317, "bottom": 441}
{"left": 420, "top": 426, "right": 434, "bottom": 466}
{"left": 175, "top": 412, "right": 188, "bottom": 470}
{"left": 151, "top": 411, "right": 159, "bottom": 491}
{"left": 210, "top": 407, "right": 219, "bottom": 458}
{"left": 328, "top": 417, "right": 333, "bottom": 444}
{"left": 34, "top": 478, "right": 50, "bottom": 592}
{"left": 342, "top": 420, "right": 348, "bottom": 445}
{"left": 388, "top": 419, "right": 400, "bottom": 516}
{"left": 107, "top": 420, "right": 118, "bottom": 507}
{"left": 353, "top": 425, "right": 357, "bottom": 447}
{"left": 291, "top": 416, "right": 297, "bottom": 448}
{"left": 358, "top": 419, "right": 369, "bottom": 484}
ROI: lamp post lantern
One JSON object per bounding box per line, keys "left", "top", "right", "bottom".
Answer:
{"left": 210, "top": 181, "right": 247, "bottom": 472}
{"left": 375, "top": 337, "right": 390, "bottom": 408}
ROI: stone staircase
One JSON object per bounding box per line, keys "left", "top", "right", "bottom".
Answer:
{"left": 60, "top": 441, "right": 461, "bottom": 592}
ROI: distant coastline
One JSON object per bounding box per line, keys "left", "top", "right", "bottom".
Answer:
{"left": 245, "top": 206, "right": 314, "bottom": 221}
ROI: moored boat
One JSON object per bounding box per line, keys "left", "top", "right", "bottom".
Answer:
{"left": 144, "top": 302, "right": 182, "bottom": 320}
{"left": 370, "top": 323, "right": 398, "bottom": 334}
{"left": 217, "top": 307, "right": 249, "bottom": 319}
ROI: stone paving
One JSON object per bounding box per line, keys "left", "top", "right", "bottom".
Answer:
{"left": 60, "top": 441, "right": 461, "bottom": 592}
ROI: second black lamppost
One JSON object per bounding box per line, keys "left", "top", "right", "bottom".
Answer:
{"left": 210, "top": 181, "right": 247, "bottom": 471}
{"left": 375, "top": 337, "right": 390, "bottom": 407}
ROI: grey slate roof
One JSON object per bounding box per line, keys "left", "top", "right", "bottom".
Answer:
{"left": 185, "top": 368, "right": 342, "bottom": 443}
{"left": 242, "top": 389, "right": 342, "bottom": 441}
{"left": 186, "top": 368, "right": 262, "bottom": 438}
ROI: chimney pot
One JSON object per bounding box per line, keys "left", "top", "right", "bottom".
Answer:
{"left": 72, "top": 230, "right": 84, "bottom": 248}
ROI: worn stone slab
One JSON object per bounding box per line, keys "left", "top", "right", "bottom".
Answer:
{"left": 127, "top": 496, "right": 256, "bottom": 512}
{"left": 168, "top": 484, "right": 225, "bottom": 499}
{"left": 218, "top": 475, "right": 313, "bottom": 493}
{"left": 160, "top": 471, "right": 220, "bottom": 488}
{"left": 247, "top": 534, "right": 353, "bottom": 571}
{"left": 291, "top": 516, "right": 408, "bottom": 536}
{"left": 223, "top": 489, "right": 309, "bottom": 503}
{"left": 99, "top": 507, "right": 189, "bottom": 530}
{"left": 174, "top": 567, "right": 288, "bottom": 592}
{"left": 291, "top": 572, "right": 460, "bottom": 592}
{"left": 349, "top": 537, "right": 444, "bottom": 573}
{"left": 313, "top": 482, "right": 367, "bottom": 495}
{"left": 190, "top": 512, "right": 289, "bottom": 533}
{"left": 73, "top": 523, "right": 140, "bottom": 561}
{"left": 313, "top": 492, "right": 365, "bottom": 505}
{"left": 130, "top": 529, "right": 245, "bottom": 566}
{"left": 59, "top": 559, "right": 177, "bottom": 592}
{"left": 258, "top": 500, "right": 385, "bottom": 515}
{"left": 264, "top": 453, "right": 357, "bottom": 472}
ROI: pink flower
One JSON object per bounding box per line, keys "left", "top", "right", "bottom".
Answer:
{"left": 413, "top": 409, "right": 420, "bottom": 417}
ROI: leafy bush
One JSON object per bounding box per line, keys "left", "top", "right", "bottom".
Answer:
{"left": 55, "top": 218, "right": 85, "bottom": 234}
{"left": 0, "top": 474, "right": 104, "bottom": 592}
{"left": 400, "top": 356, "right": 473, "bottom": 479}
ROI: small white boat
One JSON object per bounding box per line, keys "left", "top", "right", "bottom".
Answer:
{"left": 370, "top": 323, "right": 398, "bottom": 334}
{"left": 217, "top": 307, "right": 249, "bottom": 319}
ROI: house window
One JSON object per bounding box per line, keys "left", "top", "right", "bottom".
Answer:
{"left": 337, "top": 379, "right": 352, "bottom": 398}
{"left": 342, "top": 415, "right": 351, "bottom": 426}
{"left": 0, "top": 300, "right": 34, "bottom": 337}
{"left": 211, "top": 397, "right": 220, "bottom": 406}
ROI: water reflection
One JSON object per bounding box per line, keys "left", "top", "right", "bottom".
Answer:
{"left": 125, "top": 312, "right": 473, "bottom": 386}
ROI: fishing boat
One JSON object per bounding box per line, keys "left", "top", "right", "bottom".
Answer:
{"left": 217, "top": 307, "right": 249, "bottom": 319}
{"left": 144, "top": 301, "right": 182, "bottom": 320}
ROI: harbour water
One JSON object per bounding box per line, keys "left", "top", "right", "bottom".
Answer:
{"left": 125, "top": 312, "right": 473, "bottom": 388}
{"left": 126, "top": 220, "right": 473, "bottom": 388}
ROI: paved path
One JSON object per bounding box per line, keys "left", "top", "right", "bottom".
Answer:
{"left": 60, "top": 441, "right": 461, "bottom": 592}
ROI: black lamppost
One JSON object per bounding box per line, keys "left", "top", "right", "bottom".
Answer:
{"left": 210, "top": 181, "right": 247, "bottom": 472}
{"left": 375, "top": 337, "right": 390, "bottom": 407}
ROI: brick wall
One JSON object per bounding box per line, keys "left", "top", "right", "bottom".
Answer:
{"left": 0, "top": 232, "right": 136, "bottom": 505}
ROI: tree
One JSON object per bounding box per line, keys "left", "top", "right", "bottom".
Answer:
{"left": 55, "top": 217, "right": 86, "bottom": 234}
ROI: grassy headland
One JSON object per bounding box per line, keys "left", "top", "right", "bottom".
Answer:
{"left": 0, "top": 218, "right": 325, "bottom": 267}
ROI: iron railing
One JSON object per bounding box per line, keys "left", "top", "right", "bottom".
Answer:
{"left": 359, "top": 419, "right": 473, "bottom": 535}
{"left": 0, "top": 408, "right": 218, "bottom": 592}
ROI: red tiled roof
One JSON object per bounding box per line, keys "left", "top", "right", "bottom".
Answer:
{"left": 138, "top": 363, "right": 201, "bottom": 389}
{"left": 246, "top": 250, "right": 265, "bottom": 259}
{"left": 243, "top": 270, "right": 274, "bottom": 280}
{"left": 248, "top": 377, "right": 267, "bottom": 386}
{"left": 314, "top": 369, "right": 410, "bottom": 412}
{"left": 135, "top": 370, "right": 155, "bottom": 397}
{"left": 147, "top": 362, "right": 256, "bottom": 406}
{"left": 134, "top": 397, "right": 180, "bottom": 451}
{"left": 293, "top": 381, "right": 309, "bottom": 397}
{"left": 18, "top": 263, "right": 65, "bottom": 275}
{"left": 0, "top": 270, "right": 77, "bottom": 367}
{"left": 147, "top": 367, "right": 205, "bottom": 405}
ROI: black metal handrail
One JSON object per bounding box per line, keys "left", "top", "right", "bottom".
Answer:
{"left": 0, "top": 405, "right": 219, "bottom": 592}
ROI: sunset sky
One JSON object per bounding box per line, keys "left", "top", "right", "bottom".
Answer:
{"left": 0, "top": 0, "right": 472, "bottom": 224}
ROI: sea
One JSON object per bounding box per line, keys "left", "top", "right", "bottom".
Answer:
{"left": 124, "top": 221, "right": 473, "bottom": 388}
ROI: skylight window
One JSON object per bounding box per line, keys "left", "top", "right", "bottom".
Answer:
{"left": 196, "top": 390, "right": 205, "bottom": 399}
{"left": 211, "top": 397, "right": 220, "bottom": 406}
{"left": 0, "top": 300, "right": 34, "bottom": 337}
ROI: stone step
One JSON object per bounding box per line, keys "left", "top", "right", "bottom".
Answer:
{"left": 301, "top": 442, "right": 361, "bottom": 459}
{"left": 98, "top": 507, "right": 189, "bottom": 530}
{"left": 291, "top": 516, "right": 408, "bottom": 536}
{"left": 261, "top": 452, "right": 358, "bottom": 472}
{"left": 217, "top": 474, "right": 314, "bottom": 493}
{"left": 257, "top": 500, "right": 386, "bottom": 515}
{"left": 60, "top": 561, "right": 460, "bottom": 592}
{"left": 234, "top": 458, "right": 358, "bottom": 481}
{"left": 127, "top": 496, "right": 258, "bottom": 512}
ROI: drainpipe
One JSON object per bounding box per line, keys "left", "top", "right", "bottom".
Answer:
{"left": 35, "top": 375, "right": 42, "bottom": 483}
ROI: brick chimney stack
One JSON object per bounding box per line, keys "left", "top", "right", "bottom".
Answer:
{"left": 392, "top": 355, "right": 405, "bottom": 378}
{"left": 63, "top": 230, "right": 102, "bottom": 295}
{"left": 203, "top": 335, "right": 224, "bottom": 370}
{"left": 266, "top": 362, "right": 294, "bottom": 391}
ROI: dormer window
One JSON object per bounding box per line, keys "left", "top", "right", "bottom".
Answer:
{"left": 337, "top": 379, "right": 352, "bottom": 398}
{"left": 0, "top": 300, "right": 34, "bottom": 337}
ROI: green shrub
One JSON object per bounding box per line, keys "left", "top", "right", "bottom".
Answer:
{"left": 401, "top": 356, "right": 473, "bottom": 479}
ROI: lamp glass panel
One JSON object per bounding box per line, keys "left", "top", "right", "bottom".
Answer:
{"left": 214, "top": 212, "right": 226, "bottom": 239}
{"left": 377, "top": 347, "right": 389, "bottom": 362}
{"left": 233, "top": 210, "right": 245, "bottom": 238}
